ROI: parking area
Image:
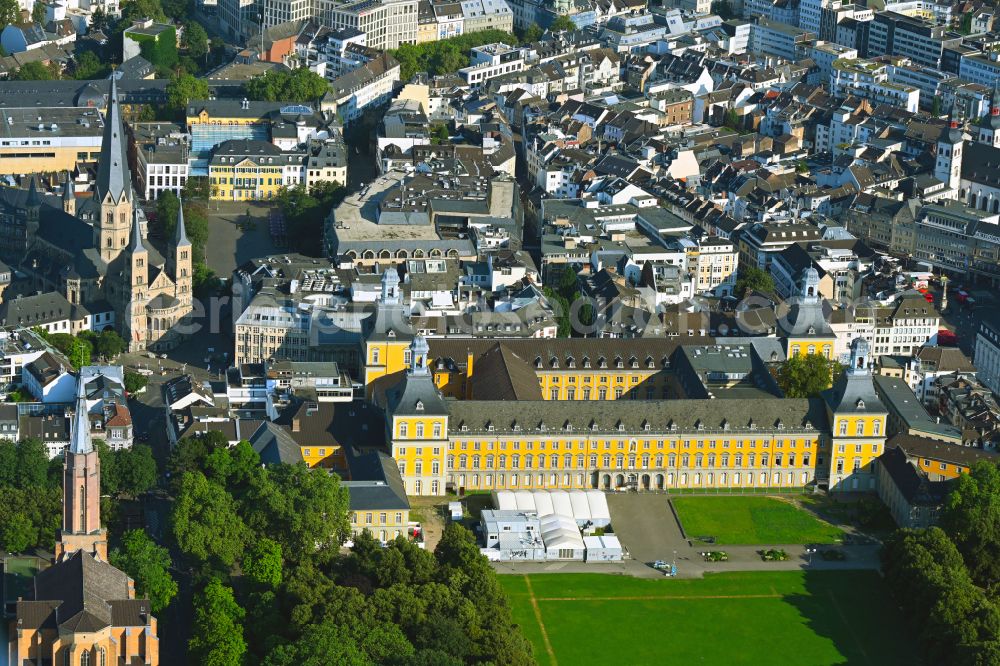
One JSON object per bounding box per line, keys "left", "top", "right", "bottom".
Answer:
{"left": 606, "top": 493, "right": 689, "bottom": 565}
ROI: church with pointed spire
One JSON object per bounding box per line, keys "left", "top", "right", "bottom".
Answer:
{"left": 9, "top": 369, "right": 160, "bottom": 665}
{"left": 0, "top": 77, "right": 192, "bottom": 351}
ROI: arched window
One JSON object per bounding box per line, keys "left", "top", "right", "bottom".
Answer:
{"left": 81, "top": 651, "right": 90, "bottom": 666}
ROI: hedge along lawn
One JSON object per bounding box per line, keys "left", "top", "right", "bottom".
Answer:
{"left": 672, "top": 496, "right": 844, "bottom": 544}
{"left": 501, "top": 571, "right": 917, "bottom": 666}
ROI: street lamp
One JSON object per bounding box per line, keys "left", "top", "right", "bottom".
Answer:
{"left": 805, "top": 547, "right": 818, "bottom": 565}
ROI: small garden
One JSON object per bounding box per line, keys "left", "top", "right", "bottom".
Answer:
{"left": 701, "top": 550, "right": 729, "bottom": 562}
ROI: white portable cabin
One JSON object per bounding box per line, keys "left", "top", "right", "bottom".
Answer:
{"left": 584, "top": 535, "right": 623, "bottom": 562}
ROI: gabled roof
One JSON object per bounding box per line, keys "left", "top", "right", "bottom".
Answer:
{"left": 33, "top": 550, "right": 136, "bottom": 632}
{"left": 469, "top": 344, "right": 543, "bottom": 401}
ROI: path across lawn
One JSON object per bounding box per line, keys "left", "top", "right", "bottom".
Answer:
{"left": 502, "top": 571, "right": 916, "bottom": 666}
{"left": 672, "top": 496, "right": 844, "bottom": 544}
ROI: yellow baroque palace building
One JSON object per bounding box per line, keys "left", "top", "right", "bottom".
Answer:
{"left": 375, "top": 327, "right": 887, "bottom": 496}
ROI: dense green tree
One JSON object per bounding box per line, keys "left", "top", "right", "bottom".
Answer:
{"left": 960, "top": 12, "right": 973, "bottom": 34}
{"left": 161, "top": 0, "right": 190, "bottom": 19}
{"left": 171, "top": 471, "right": 248, "bottom": 568}
{"left": 94, "top": 329, "right": 127, "bottom": 359}
{"left": 182, "top": 21, "right": 208, "bottom": 59}
{"left": 264, "top": 621, "right": 369, "bottom": 666}
{"left": 777, "top": 353, "right": 843, "bottom": 398}
{"left": 111, "top": 530, "right": 178, "bottom": 613}
{"left": 0, "top": 485, "right": 61, "bottom": 551}
{"left": 931, "top": 96, "right": 943, "bottom": 117}
{"left": 942, "top": 461, "right": 1000, "bottom": 588}
{"left": 165, "top": 73, "right": 208, "bottom": 115}
{"left": 273, "top": 183, "right": 345, "bottom": 254}
{"left": 243, "top": 537, "right": 283, "bottom": 588}
{"left": 120, "top": 0, "right": 167, "bottom": 23}
{"left": 430, "top": 123, "right": 450, "bottom": 144}
{"left": 549, "top": 14, "right": 576, "bottom": 31}
{"left": 243, "top": 463, "right": 351, "bottom": 555}
{"left": 244, "top": 67, "right": 329, "bottom": 102}
{"left": 31, "top": 1, "right": 45, "bottom": 23}
{"left": 89, "top": 6, "right": 110, "bottom": 31}
{"left": 520, "top": 24, "right": 543, "bottom": 43}
{"left": 16, "top": 438, "right": 49, "bottom": 489}
{"left": 0, "top": 0, "right": 20, "bottom": 26}
{"left": 14, "top": 61, "right": 58, "bottom": 81}
{"left": 169, "top": 431, "right": 230, "bottom": 478}
{"left": 182, "top": 175, "right": 211, "bottom": 201}
{"left": 116, "top": 445, "right": 158, "bottom": 496}
{"left": 124, "top": 370, "right": 149, "bottom": 394}
{"left": 96, "top": 439, "right": 121, "bottom": 496}
{"left": 68, "top": 337, "right": 92, "bottom": 369}
{"left": 390, "top": 30, "right": 516, "bottom": 80}
{"left": 0, "top": 438, "right": 17, "bottom": 487}
{"left": 189, "top": 578, "right": 247, "bottom": 666}
{"left": 0, "top": 512, "right": 36, "bottom": 553}
{"left": 734, "top": 265, "right": 775, "bottom": 297}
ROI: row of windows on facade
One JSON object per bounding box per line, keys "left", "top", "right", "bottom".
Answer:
{"left": 401, "top": 452, "right": 824, "bottom": 475}
{"left": 351, "top": 511, "right": 404, "bottom": 525}
{"left": 429, "top": 438, "right": 825, "bottom": 452}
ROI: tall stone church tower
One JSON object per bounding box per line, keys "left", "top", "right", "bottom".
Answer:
{"left": 55, "top": 378, "right": 107, "bottom": 561}
{"left": 95, "top": 76, "right": 133, "bottom": 264}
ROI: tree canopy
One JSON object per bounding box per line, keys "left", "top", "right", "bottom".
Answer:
{"left": 776, "top": 353, "right": 843, "bottom": 398}
{"left": 942, "top": 461, "right": 1000, "bottom": 589}
{"left": 166, "top": 74, "right": 209, "bottom": 116}
{"left": 111, "top": 530, "right": 178, "bottom": 613}
{"left": 244, "top": 68, "right": 330, "bottom": 102}
{"left": 548, "top": 14, "right": 576, "bottom": 32}
{"left": 734, "top": 265, "right": 775, "bottom": 298}
{"left": 390, "top": 30, "right": 516, "bottom": 80}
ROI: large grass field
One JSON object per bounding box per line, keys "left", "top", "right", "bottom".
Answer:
{"left": 673, "top": 496, "right": 844, "bottom": 544}
{"left": 501, "top": 571, "right": 916, "bottom": 666}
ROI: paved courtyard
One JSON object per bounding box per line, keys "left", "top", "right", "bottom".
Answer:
{"left": 204, "top": 201, "right": 285, "bottom": 277}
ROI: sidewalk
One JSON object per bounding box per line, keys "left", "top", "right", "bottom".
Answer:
{"left": 493, "top": 543, "right": 881, "bottom": 579}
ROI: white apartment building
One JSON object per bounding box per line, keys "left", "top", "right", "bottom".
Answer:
{"left": 830, "top": 58, "right": 920, "bottom": 113}
{"left": 831, "top": 296, "right": 940, "bottom": 361}
{"left": 976, "top": 317, "right": 1000, "bottom": 398}
{"left": 459, "top": 42, "right": 527, "bottom": 87}
{"left": 318, "top": 0, "right": 419, "bottom": 50}
{"left": 692, "top": 237, "right": 738, "bottom": 296}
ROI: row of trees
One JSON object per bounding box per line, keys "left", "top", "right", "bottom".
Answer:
{"left": 31, "top": 328, "right": 129, "bottom": 371}
{"left": 390, "top": 30, "right": 518, "bottom": 81}
{"left": 0, "top": 437, "right": 157, "bottom": 553}
{"left": 543, "top": 265, "right": 593, "bottom": 337}
{"left": 273, "top": 182, "right": 347, "bottom": 255}
{"left": 167, "top": 431, "right": 533, "bottom": 665}
{"left": 881, "top": 462, "right": 1000, "bottom": 664}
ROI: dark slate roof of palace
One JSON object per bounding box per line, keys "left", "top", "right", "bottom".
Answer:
{"left": 344, "top": 450, "right": 410, "bottom": 511}
{"left": 447, "top": 397, "right": 828, "bottom": 434}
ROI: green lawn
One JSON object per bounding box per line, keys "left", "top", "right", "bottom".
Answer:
{"left": 502, "top": 571, "right": 916, "bottom": 666}
{"left": 673, "top": 496, "right": 844, "bottom": 544}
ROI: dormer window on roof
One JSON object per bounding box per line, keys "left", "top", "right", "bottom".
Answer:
{"left": 415, "top": 400, "right": 424, "bottom": 411}
{"left": 856, "top": 399, "right": 865, "bottom": 408}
